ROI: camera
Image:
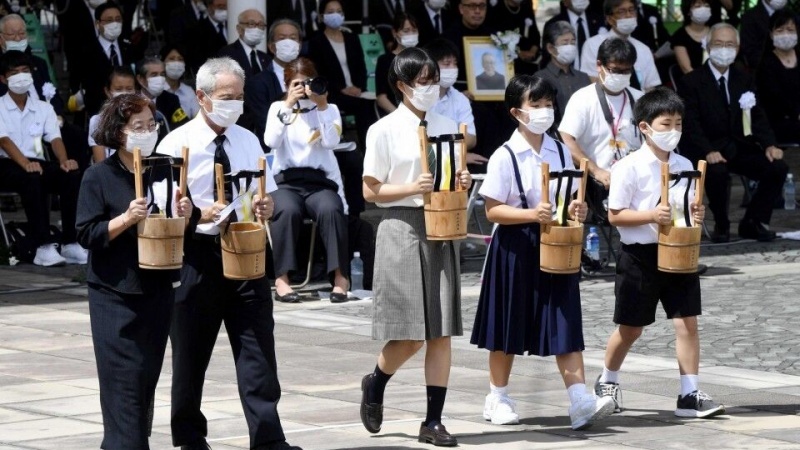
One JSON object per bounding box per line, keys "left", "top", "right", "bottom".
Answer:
{"left": 300, "top": 77, "right": 328, "bottom": 97}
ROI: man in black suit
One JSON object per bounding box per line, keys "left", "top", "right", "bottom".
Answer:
{"left": 135, "top": 57, "right": 189, "bottom": 131}
{"left": 370, "top": 0, "right": 410, "bottom": 49}
{"left": 168, "top": 0, "right": 206, "bottom": 72}
{"left": 408, "top": 0, "right": 455, "bottom": 46}
{"left": 57, "top": 0, "right": 103, "bottom": 99}
{"left": 740, "top": 0, "right": 785, "bottom": 68}
{"left": 542, "top": 0, "right": 604, "bottom": 69}
{"left": 267, "top": 0, "right": 315, "bottom": 40}
{"left": 217, "top": 8, "right": 269, "bottom": 77}
{"left": 678, "top": 23, "right": 787, "bottom": 243}
{"left": 266, "top": 19, "right": 302, "bottom": 94}
{"left": 196, "top": 0, "right": 229, "bottom": 67}
{"left": 475, "top": 52, "right": 505, "bottom": 89}
{"left": 631, "top": 0, "right": 669, "bottom": 53}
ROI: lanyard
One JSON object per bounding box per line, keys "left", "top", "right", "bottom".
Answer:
{"left": 608, "top": 93, "right": 627, "bottom": 160}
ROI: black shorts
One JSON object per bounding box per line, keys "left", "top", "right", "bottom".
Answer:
{"left": 614, "top": 244, "right": 701, "bottom": 327}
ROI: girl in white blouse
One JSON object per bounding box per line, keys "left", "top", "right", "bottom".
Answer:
{"left": 264, "top": 57, "right": 350, "bottom": 304}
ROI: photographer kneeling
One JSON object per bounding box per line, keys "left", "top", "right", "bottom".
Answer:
{"left": 264, "top": 57, "right": 350, "bottom": 303}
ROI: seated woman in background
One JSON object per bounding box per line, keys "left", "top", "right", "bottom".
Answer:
{"left": 671, "top": 0, "right": 712, "bottom": 75}
{"left": 160, "top": 44, "right": 200, "bottom": 120}
{"left": 757, "top": 10, "right": 800, "bottom": 144}
{"left": 88, "top": 66, "right": 137, "bottom": 163}
{"left": 264, "top": 57, "right": 350, "bottom": 304}
{"left": 375, "top": 13, "right": 419, "bottom": 116}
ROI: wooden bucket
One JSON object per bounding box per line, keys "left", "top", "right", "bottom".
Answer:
{"left": 137, "top": 216, "right": 185, "bottom": 270}
{"left": 221, "top": 222, "right": 267, "bottom": 280}
{"left": 658, "top": 225, "right": 701, "bottom": 273}
{"left": 424, "top": 190, "right": 468, "bottom": 240}
{"left": 541, "top": 220, "right": 584, "bottom": 274}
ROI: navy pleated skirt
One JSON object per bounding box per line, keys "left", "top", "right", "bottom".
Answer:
{"left": 470, "top": 223, "right": 585, "bottom": 357}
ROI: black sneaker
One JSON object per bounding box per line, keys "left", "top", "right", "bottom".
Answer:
{"left": 593, "top": 375, "right": 623, "bottom": 413}
{"left": 675, "top": 390, "right": 725, "bottom": 418}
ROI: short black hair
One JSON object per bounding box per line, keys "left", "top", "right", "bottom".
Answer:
{"left": 423, "top": 38, "right": 460, "bottom": 63}
{"left": 769, "top": 9, "right": 797, "bottom": 32}
{"left": 94, "top": 1, "right": 122, "bottom": 21}
{"left": 680, "top": 0, "right": 708, "bottom": 26}
{"left": 597, "top": 37, "right": 637, "bottom": 66}
{"left": 392, "top": 12, "right": 418, "bottom": 31}
{"left": 388, "top": 47, "right": 439, "bottom": 103}
{"left": 0, "top": 50, "right": 31, "bottom": 77}
{"left": 159, "top": 43, "right": 188, "bottom": 62}
{"left": 633, "top": 87, "right": 684, "bottom": 125}
{"left": 504, "top": 74, "right": 556, "bottom": 119}
{"left": 106, "top": 65, "right": 136, "bottom": 88}
{"left": 603, "top": 0, "right": 634, "bottom": 16}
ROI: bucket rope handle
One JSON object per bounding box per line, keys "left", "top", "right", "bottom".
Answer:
{"left": 542, "top": 158, "right": 589, "bottom": 227}
{"left": 133, "top": 147, "right": 188, "bottom": 219}
{"left": 418, "top": 123, "right": 468, "bottom": 193}
{"left": 660, "top": 160, "right": 707, "bottom": 228}
{"left": 215, "top": 162, "right": 267, "bottom": 224}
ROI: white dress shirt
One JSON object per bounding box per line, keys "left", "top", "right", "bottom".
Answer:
{"left": 239, "top": 39, "right": 262, "bottom": 72}
{"left": 608, "top": 143, "right": 695, "bottom": 244}
{"left": 430, "top": 87, "right": 477, "bottom": 135}
{"left": 480, "top": 130, "right": 577, "bottom": 210}
{"left": 363, "top": 103, "right": 461, "bottom": 208}
{"left": 157, "top": 114, "right": 278, "bottom": 235}
{"left": 167, "top": 82, "right": 200, "bottom": 119}
{"left": 264, "top": 101, "right": 349, "bottom": 214}
{"left": 87, "top": 114, "right": 114, "bottom": 160}
{"left": 98, "top": 34, "right": 122, "bottom": 66}
{"left": 272, "top": 61, "right": 287, "bottom": 92}
{"left": 708, "top": 62, "right": 730, "bottom": 104}
{"left": 580, "top": 30, "right": 661, "bottom": 90}
{"left": 567, "top": 9, "right": 591, "bottom": 70}
{"left": 558, "top": 83, "right": 644, "bottom": 170}
{"left": 0, "top": 94, "right": 61, "bottom": 159}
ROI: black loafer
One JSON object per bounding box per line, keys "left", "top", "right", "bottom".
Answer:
{"left": 274, "top": 291, "right": 302, "bottom": 303}
{"left": 738, "top": 220, "right": 776, "bottom": 241}
{"left": 180, "top": 441, "right": 211, "bottom": 450}
{"left": 697, "top": 264, "right": 708, "bottom": 275}
{"left": 330, "top": 292, "right": 348, "bottom": 303}
{"left": 710, "top": 226, "right": 730, "bottom": 243}
{"left": 360, "top": 374, "right": 383, "bottom": 433}
{"left": 418, "top": 422, "right": 457, "bottom": 447}
{"left": 254, "top": 441, "right": 303, "bottom": 450}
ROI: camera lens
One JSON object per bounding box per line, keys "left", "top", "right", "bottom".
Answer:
{"left": 308, "top": 77, "right": 328, "bottom": 96}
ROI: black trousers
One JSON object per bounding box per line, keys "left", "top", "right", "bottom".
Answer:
{"left": 270, "top": 176, "right": 349, "bottom": 278}
{"left": 88, "top": 283, "right": 172, "bottom": 450}
{"left": 170, "top": 239, "right": 285, "bottom": 447}
{"left": 704, "top": 149, "right": 788, "bottom": 228}
{"left": 0, "top": 158, "right": 81, "bottom": 245}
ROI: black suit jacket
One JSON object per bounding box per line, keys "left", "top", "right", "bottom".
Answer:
{"left": 168, "top": 3, "right": 204, "bottom": 71}
{"left": 57, "top": 0, "right": 99, "bottom": 92}
{"left": 541, "top": 8, "right": 604, "bottom": 66}
{"left": 678, "top": 63, "right": 775, "bottom": 162}
{"left": 631, "top": 3, "right": 670, "bottom": 52}
{"left": 740, "top": 1, "right": 771, "bottom": 68}
{"left": 308, "top": 31, "right": 368, "bottom": 92}
{"left": 267, "top": 0, "right": 316, "bottom": 38}
{"left": 408, "top": 2, "right": 455, "bottom": 46}
{"left": 197, "top": 17, "right": 229, "bottom": 67}
{"left": 77, "top": 38, "right": 133, "bottom": 116}
{"left": 155, "top": 91, "right": 190, "bottom": 130}
{"left": 218, "top": 40, "right": 271, "bottom": 76}
{"left": 244, "top": 68, "right": 283, "bottom": 151}
{"left": 370, "top": 0, "right": 410, "bottom": 47}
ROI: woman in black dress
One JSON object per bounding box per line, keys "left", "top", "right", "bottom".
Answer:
{"left": 756, "top": 10, "right": 800, "bottom": 143}
{"left": 76, "top": 94, "right": 198, "bottom": 449}
{"left": 375, "top": 12, "right": 419, "bottom": 116}
{"left": 671, "top": 0, "right": 712, "bottom": 75}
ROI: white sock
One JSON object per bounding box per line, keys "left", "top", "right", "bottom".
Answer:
{"left": 490, "top": 383, "right": 508, "bottom": 398}
{"left": 680, "top": 374, "right": 699, "bottom": 397}
{"left": 599, "top": 366, "right": 619, "bottom": 384}
{"left": 567, "top": 383, "right": 586, "bottom": 405}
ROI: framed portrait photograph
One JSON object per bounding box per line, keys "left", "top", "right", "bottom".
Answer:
{"left": 463, "top": 36, "right": 515, "bottom": 101}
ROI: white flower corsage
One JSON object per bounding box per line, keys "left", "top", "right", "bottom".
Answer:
{"left": 739, "top": 91, "right": 756, "bottom": 137}
{"left": 490, "top": 29, "right": 521, "bottom": 61}
{"left": 8, "top": 256, "right": 18, "bottom": 266}
{"left": 524, "top": 18, "right": 533, "bottom": 39}
{"left": 42, "top": 82, "right": 56, "bottom": 102}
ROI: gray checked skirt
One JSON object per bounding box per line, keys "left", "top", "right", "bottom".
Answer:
{"left": 372, "top": 207, "right": 463, "bottom": 341}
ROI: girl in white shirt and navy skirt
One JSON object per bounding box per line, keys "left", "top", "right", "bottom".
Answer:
{"left": 470, "top": 75, "right": 615, "bottom": 431}
{"left": 360, "top": 47, "right": 471, "bottom": 447}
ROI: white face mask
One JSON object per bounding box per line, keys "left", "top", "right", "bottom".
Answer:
{"left": 773, "top": 32, "right": 798, "bottom": 50}
{"left": 571, "top": 0, "right": 590, "bottom": 12}
{"left": 275, "top": 39, "right": 300, "bottom": 63}
{"left": 615, "top": 17, "right": 638, "bottom": 35}
{"left": 243, "top": 27, "right": 266, "bottom": 47}
{"left": 709, "top": 46, "right": 737, "bottom": 67}
{"left": 770, "top": 0, "right": 787, "bottom": 9}
{"left": 518, "top": 107, "right": 555, "bottom": 135}
{"left": 405, "top": 83, "right": 439, "bottom": 111}
{"left": 399, "top": 33, "right": 419, "bottom": 48}
{"left": 125, "top": 130, "right": 158, "bottom": 157}
{"left": 323, "top": 13, "right": 345, "bottom": 29}
{"left": 438, "top": 67, "right": 458, "bottom": 88}
{"left": 600, "top": 67, "right": 631, "bottom": 92}
{"left": 87, "top": 0, "right": 105, "bottom": 8}
{"left": 165, "top": 61, "right": 186, "bottom": 79}
{"left": 202, "top": 94, "right": 244, "bottom": 128}
{"left": 7, "top": 72, "right": 32, "bottom": 95}
{"left": 213, "top": 9, "right": 228, "bottom": 23}
{"left": 554, "top": 44, "right": 578, "bottom": 65}
{"left": 145, "top": 75, "right": 166, "bottom": 97}
{"left": 102, "top": 22, "right": 122, "bottom": 41}
{"left": 428, "top": 0, "right": 447, "bottom": 9}
{"left": 646, "top": 125, "right": 681, "bottom": 152}
{"left": 690, "top": 6, "right": 712, "bottom": 25}
{"left": 4, "top": 39, "right": 27, "bottom": 52}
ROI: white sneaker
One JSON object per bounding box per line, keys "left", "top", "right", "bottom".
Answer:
{"left": 569, "top": 394, "right": 615, "bottom": 430}
{"left": 61, "top": 243, "right": 88, "bottom": 264}
{"left": 482, "top": 393, "right": 520, "bottom": 425}
{"left": 33, "top": 244, "right": 66, "bottom": 267}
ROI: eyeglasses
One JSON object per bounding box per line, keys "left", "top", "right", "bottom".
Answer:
{"left": 604, "top": 65, "right": 633, "bottom": 75}
{"left": 239, "top": 21, "right": 267, "bottom": 30}
{"left": 128, "top": 122, "right": 160, "bottom": 134}
{"left": 613, "top": 7, "right": 637, "bottom": 16}
{"left": 709, "top": 42, "right": 737, "bottom": 49}
{"left": 2, "top": 31, "right": 26, "bottom": 39}
{"left": 461, "top": 2, "right": 487, "bottom": 11}
{"left": 99, "top": 17, "right": 123, "bottom": 24}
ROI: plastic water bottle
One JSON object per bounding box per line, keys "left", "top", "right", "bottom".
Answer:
{"left": 586, "top": 227, "right": 600, "bottom": 262}
{"left": 350, "top": 252, "right": 364, "bottom": 291}
{"left": 784, "top": 174, "right": 796, "bottom": 210}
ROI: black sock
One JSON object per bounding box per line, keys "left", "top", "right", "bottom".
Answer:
{"left": 424, "top": 385, "right": 447, "bottom": 427}
{"left": 367, "top": 365, "right": 392, "bottom": 404}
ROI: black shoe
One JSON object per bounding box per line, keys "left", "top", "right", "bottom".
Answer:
{"left": 697, "top": 264, "right": 708, "bottom": 275}
{"left": 330, "top": 291, "right": 348, "bottom": 303}
{"left": 675, "top": 390, "right": 725, "bottom": 418}
{"left": 418, "top": 422, "right": 458, "bottom": 447}
{"left": 360, "top": 374, "right": 383, "bottom": 433}
{"left": 274, "top": 291, "right": 302, "bottom": 303}
{"left": 180, "top": 441, "right": 211, "bottom": 450}
{"left": 254, "top": 441, "right": 303, "bottom": 450}
{"left": 710, "top": 226, "right": 730, "bottom": 243}
{"left": 738, "top": 220, "right": 776, "bottom": 241}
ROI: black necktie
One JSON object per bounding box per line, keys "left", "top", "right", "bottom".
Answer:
{"left": 718, "top": 76, "right": 729, "bottom": 106}
{"left": 394, "top": 0, "right": 403, "bottom": 16}
{"left": 434, "top": 13, "right": 441, "bottom": 34}
{"left": 576, "top": 18, "right": 586, "bottom": 62}
{"left": 109, "top": 43, "right": 119, "bottom": 67}
{"left": 250, "top": 49, "right": 261, "bottom": 75}
{"left": 214, "top": 135, "right": 237, "bottom": 221}
{"left": 217, "top": 22, "right": 225, "bottom": 38}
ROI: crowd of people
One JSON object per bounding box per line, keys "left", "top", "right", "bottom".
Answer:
{"left": 0, "top": 0, "right": 796, "bottom": 448}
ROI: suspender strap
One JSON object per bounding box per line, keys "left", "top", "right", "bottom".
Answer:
{"left": 595, "top": 83, "right": 636, "bottom": 161}
{"left": 503, "top": 144, "right": 529, "bottom": 210}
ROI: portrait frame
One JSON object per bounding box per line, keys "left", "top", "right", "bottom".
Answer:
{"left": 463, "top": 36, "right": 515, "bottom": 101}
